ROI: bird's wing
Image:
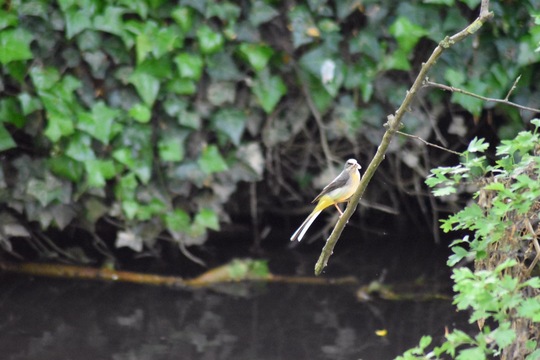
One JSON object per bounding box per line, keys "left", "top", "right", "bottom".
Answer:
{"left": 312, "top": 170, "right": 349, "bottom": 203}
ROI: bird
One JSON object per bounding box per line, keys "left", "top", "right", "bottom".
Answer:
{"left": 290, "top": 159, "right": 362, "bottom": 242}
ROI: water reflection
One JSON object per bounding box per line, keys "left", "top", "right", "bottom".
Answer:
{"left": 0, "top": 270, "right": 467, "bottom": 360}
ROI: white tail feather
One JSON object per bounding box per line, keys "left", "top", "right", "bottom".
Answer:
{"left": 290, "top": 210, "right": 322, "bottom": 242}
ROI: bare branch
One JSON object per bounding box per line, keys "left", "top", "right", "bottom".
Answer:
{"left": 424, "top": 79, "right": 540, "bottom": 114}
{"left": 294, "top": 64, "right": 336, "bottom": 168}
{"left": 396, "top": 130, "right": 463, "bottom": 156}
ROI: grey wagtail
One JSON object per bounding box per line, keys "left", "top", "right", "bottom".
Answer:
{"left": 290, "top": 159, "right": 362, "bottom": 242}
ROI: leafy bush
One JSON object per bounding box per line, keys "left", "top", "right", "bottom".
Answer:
{"left": 398, "top": 122, "right": 540, "bottom": 359}
{"left": 0, "top": 0, "right": 539, "bottom": 261}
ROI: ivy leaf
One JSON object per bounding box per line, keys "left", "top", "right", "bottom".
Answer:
{"left": 64, "top": 8, "right": 92, "bottom": 39}
{"left": 129, "top": 103, "right": 151, "bottom": 123}
{"left": 164, "top": 209, "right": 191, "bottom": 233}
{"left": 0, "top": 10, "right": 18, "bottom": 30}
{"left": 0, "top": 98, "right": 26, "bottom": 128}
{"left": 129, "top": 70, "right": 160, "bottom": 107}
{"left": 153, "top": 26, "right": 183, "bottom": 58}
{"left": 84, "top": 159, "right": 116, "bottom": 188}
{"left": 18, "top": 93, "right": 42, "bottom": 116}
{"left": 45, "top": 113, "right": 75, "bottom": 142}
{"left": 288, "top": 5, "right": 318, "bottom": 48}
{"left": 238, "top": 43, "right": 274, "bottom": 71}
{"left": 93, "top": 6, "right": 125, "bottom": 36}
{"left": 0, "top": 124, "right": 16, "bottom": 152}
{"left": 166, "top": 78, "right": 196, "bottom": 95}
{"left": 158, "top": 135, "right": 184, "bottom": 162}
{"left": 174, "top": 52, "right": 204, "bottom": 80}
{"left": 196, "top": 25, "right": 224, "bottom": 55}
{"left": 48, "top": 155, "right": 84, "bottom": 182}
{"left": 113, "top": 147, "right": 137, "bottom": 169}
{"left": 77, "top": 101, "right": 120, "bottom": 145}
{"left": 115, "top": 230, "right": 143, "bottom": 252}
{"left": 171, "top": 7, "right": 193, "bottom": 32}
{"left": 212, "top": 108, "right": 246, "bottom": 146}
{"left": 383, "top": 48, "right": 411, "bottom": 71}
{"left": 249, "top": 0, "right": 279, "bottom": 26}
{"left": 65, "top": 133, "right": 96, "bottom": 162}
{"left": 252, "top": 69, "right": 287, "bottom": 113}
{"left": 389, "top": 17, "right": 428, "bottom": 53}
{"left": 198, "top": 145, "right": 228, "bottom": 174}
{"left": 0, "top": 28, "right": 33, "bottom": 64}
{"left": 29, "top": 66, "right": 61, "bottom": 91}
{"left": 194, "top": 208, "right": 220, "bottom": 231}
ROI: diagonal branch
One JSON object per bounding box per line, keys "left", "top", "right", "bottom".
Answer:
{"left": 314, "top": 3, "right": 494, "bottom": 275}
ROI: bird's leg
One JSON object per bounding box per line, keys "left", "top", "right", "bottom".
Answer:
{"left": 334, "top": 204, "right": 343, "bottom": 217}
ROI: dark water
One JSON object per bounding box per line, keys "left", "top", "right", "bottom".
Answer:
{"left": 0, "top": 229, "right": 471, "bottom": 360}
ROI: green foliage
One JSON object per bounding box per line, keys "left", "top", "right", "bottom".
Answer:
{"left": 0, "top": 0, "right": 539, "bottom": 263}
{"left": 400, "top": 122, "right": 540, "bottom": 359}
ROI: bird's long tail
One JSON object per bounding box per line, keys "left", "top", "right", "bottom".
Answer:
{"left": 290, "top": 209, "right": 323, "bottom": 242}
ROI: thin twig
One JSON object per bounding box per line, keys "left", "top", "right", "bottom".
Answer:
{"left": 396, "top": 130, "right": 463, "bottom": 156}
{"left": 424, "top": 79, "right": 540, "bottom": 114}
{"left": 293, "top": 64, "right": 335, "bottom": 169}
{"left": 505, "top": 75, "right": 522, "bottom": 101}
{"left": 314, "top": 2, "right": 495, "bottom": 275}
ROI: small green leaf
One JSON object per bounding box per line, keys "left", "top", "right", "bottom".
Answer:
{"left": 0, "top": 10, "right": 18, "bottom": 30}
{"left": 135, "top": 32, "right": 153, "bottom": 64}
{"left": 198, "top": 145, "right": 228, "bottom": 174}
{"left": 419, "top": 335, "right": 432, "bottom": 349}
{"left": 212, "top": 108, "right": 246, "bottom": 146}
{"left": 165, "top": 209, "right": 191, "bottom": 232}
{"left": 166, "top": 78, "right": 197, "bottom": 95}
{"left": 0, "top": 28, "right": 33, "bottom": 64}
{"left": 0, "top": 124, "right": 16, "bottom": 151}
{"left": 0, "top": 98, "right": 26, "bottom": 128}
{"left": 433, "top": 186, "right": 457, "bottom": 197}
{"left": 448, "top": 246, "right": 469, "bottom": 266}
{"left": 249, "top": 0, "right": 279, "bottom": 26}
{"left": 196, "top": 25, "right": 224, "bottom": 55}
{"left": 48, "top": 155, "right": 84, "bottom": 182}
{"left": 113, "top": 147, "right": 136, "bottom": 169}
{"left": 30, "top": 66, "right": 61, "bottom": 91}
{"left": 389, "top": 17, "right": 428, "bottom": 53}
{"left": 171, "top": 7, "right": 193, "bottom": 32}
{"left": 77, "top": 101, "right": 120, "bottom": 144}
{"left": 467, "top": 137, "right": 489, "bottom": 153}
{"left": 238, "top": 43, "right": 274, "bottom": 71}
{"left": 64, "top": 8, "right": 92, "bottom": 39}
{"left": 66, "top": 132, "right": 95, "bottom": 161}
{"left": 129, "top": 70, "right": 160, "bottom": 107}
{"left": 84, "top": 159, "right": 116, "bottom": 188}
{"left": 194, "top": 208, "right": 220, "bottom": 231}
{"left": 456, "top": 347, "right": 486, "bottom": 360}
{"left": 153, "top": 26, "right": 183, "bottom": 59}
{"left": 129, "top": 103, "right": 151, "bottom": 123}
{"left": 174, "top": 52, "right": 204, "bottom": 80}
{"left": 18, "top": 93, "right": 42, "bottom": 116}
{"left": 158, "top": 136, "right": 184, "bottom": 162}
{"left": 252, "top": 69, "right": 287, "bottom": 113}
{"left": 45, "top": 113, "right": 75, "bottom": 142}
{"left": 93, "top": 6, "right": 125, "bottom": 36}
{"left": 288, "top": 5, "right": 318, "bottom": 49}
{"left": 517, "top": 298, "right": 540, "bottom": 321}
